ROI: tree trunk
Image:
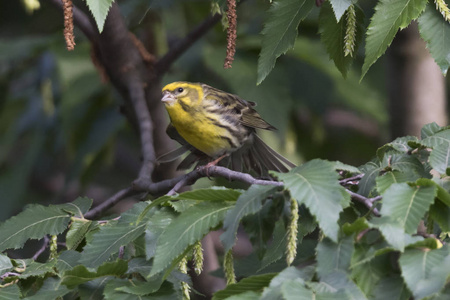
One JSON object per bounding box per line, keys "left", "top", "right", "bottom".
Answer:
{"left": 387, "top": 22, "right": 447, "bottom": 139}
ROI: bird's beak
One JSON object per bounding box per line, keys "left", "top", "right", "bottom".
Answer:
{"left": 161, "top": 91, "right": 175, "bottom": 104}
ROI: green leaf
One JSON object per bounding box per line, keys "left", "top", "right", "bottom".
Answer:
{"left": 358, "top": 160, "right": 383, "bottom": 196}
{"left": 380, "top": 183, "right": 437, "bottom": 234}
{"left": 151, "top": 201, "right": 233, "bottom": 277}
{"left": 127, "top": 257, "right": 152, "bottom": 278}
{"left": 23, "top": 278, "right": 70, "bottom": 300}
{"left": 399, "top": 246, "right": 450, "bottom": 299}
{"left": 0, "top": 254, "right": 13, "bottom": 274}
{"left": 375, "top": 171, "right": 417, "bottom": 194}
{"left": 417, "top": 129, "right": 450, "bottom": 173}
{"left": 421, "top": 122, "right": 443, "bottom": 139}
{"left": 317, "top": 236, "right": 354, "bottom": 277}
{"left": 62, "top": 259, "right": 128, "bottom": 288}
{"left": 429, "top": 200, "right": 450, "bottom": 232}
{"left": 342, "top": 218, "right": 369, "bottom": 236}
{"left": 84, "top": 0, "right": 114, "bottom": 33}
{"left": 66, "top": 217, "right": 92, "bottom": 250}
{"left": 362, "top": 0, "right": 428, "bottom": 78}
{"left": 429, "top": 143, "right": 450, "bottom": 174}
{"left": 422, "top": 178, "right": 450, "bottom": 206}
{"left": 0, "top": 205, "right": 70, "bottom": 251}
{"left": 261, "top": 267, "right": 314, "bottom": 299}
{"left": 60, "top": 197, "right": 93, "bottom": 217}
{"left": 79, "top": 222, "right": 146, "bottom": 267}
{"left": 55, "top": 250, "right": 81, "bottom": 273}
{"left": 170, "top": 187, "right": 242, "bottom": 202}
{"left": 224, "top": 291, "right": 260, "bottom": 300}
{"left": 115, "top": 279, "right": 168, "bottom": 296}
{"left": 280, "top": 280, "right": 313, "bottom": 299}
{"left": 329, "top": 0, "right": 354, "bottom": 21}
{"left": 20, "top": 260, "right": 56, "bottom": 279}
{"left": 319, "top": 2, "right": 363, "bottom": 77}
{"left": 0, "top": 285, "right": 21, "bottom": 300}
{"left": 257, "top": 0, "right": 314, "bottom": 84}
{"left": 333, "top": 161, "right": 361, "bottom": 174}
{"left": 351, "top": 245, "right": 390, "bottom": 295}
{"left": 372, "top": 275, "right": 411, "bottom": 300}
{"left": 430, "top": 285, "right": 450, "bottom": 300}
{"left": 388, "top": 154, "right": 427, "bottom": 177}
{"left": 259, "top": 219, "right": 287, "bottom": 271}
{"left": 415, "top": 128, "right": 450, "bottom": 148}
{"left": 137, "top": 187, "right": 241, "bottom": 224}
{"left": 145, "top": 209, "right": 176, "bottom": 259}
{"left": 221, "top": 185, "right": 278, "bottom": 251}
{"left": 320, "top": 270, "right": 367, "bottom": 299}
{"left": 119, "top": 202, "right": 152, "bottom": 224}
{"left": 103, "top": 278, "right": 175, "bottom": 300}
{"left": 277, "top": 159, "right": 348, "bottom": 242}
{"left": 418, "top": 4, "right": 450, "bottom": 74}
{"left": 376, "top": 136, "right": 419, "bottom": 160}
{"left": 212, "top": 273, "right": 276, "bottom": 300}
{"left": 369, "top": 216, "right": 420, "bottom": 251}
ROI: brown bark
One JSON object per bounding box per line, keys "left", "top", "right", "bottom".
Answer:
{"left": 387, "top": 22, "right": 447, "bottom": 139}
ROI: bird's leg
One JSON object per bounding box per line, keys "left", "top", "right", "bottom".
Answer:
{"left": 204, "top": 154, "right": 228, "bottom": 177}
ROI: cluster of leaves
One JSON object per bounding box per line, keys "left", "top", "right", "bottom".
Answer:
{"left": 65, "top": 0, "right": 450, "bottom": 83}
{"left": 259, "top": 0, "right": 450, "bottom": 82}
{"left": 1, "top": 123, "right": 450, "bottom": 299}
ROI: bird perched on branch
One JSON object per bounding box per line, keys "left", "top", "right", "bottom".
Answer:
{"left": 158, "top": 81, "right": 295, "bottom": 175}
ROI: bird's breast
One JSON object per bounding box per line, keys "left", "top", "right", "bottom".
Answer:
{"left": 166, "top": 102, "right": 245, "bottom": 157}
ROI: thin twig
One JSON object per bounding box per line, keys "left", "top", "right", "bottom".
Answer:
{"left": 339, "top": 174, "right": 364, "bottom": 185}
{"left": 32, "top": 236, "right": 50, "bottom": 260}
{"left": 346, "top": 190, "right": 381, "bottom": 217}
{"left": 84, "top": 187, "right": 136, "bottom": 219}
{"left": 0, "top": 272, "right": 21, "bottom": 280}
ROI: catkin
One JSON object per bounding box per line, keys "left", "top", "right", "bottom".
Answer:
{"left": 224, "top": 250, "right": 236, "bottom": 284}
{"left": 286, "top": 198, "right": 299, "bottom": 266}
{"left": 344, "top": 5, "right": 356, "bottom": 57}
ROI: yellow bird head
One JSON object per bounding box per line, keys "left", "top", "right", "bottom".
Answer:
{"left": 161, "top": 81, "right": 204, "bottom": 107}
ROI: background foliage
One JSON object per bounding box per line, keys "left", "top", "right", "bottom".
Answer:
{"left": 1, "top": 0, "right": 450, "bottom": 299}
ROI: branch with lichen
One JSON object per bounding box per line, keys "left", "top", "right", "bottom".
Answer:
{"left": 224, "top": 0, "right": 237, "bottom": 69}
{"left": 62, "top": 0, "right": 75, "bottom": 50}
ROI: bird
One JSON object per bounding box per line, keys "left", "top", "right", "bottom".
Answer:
{"left": 158, "top": 81, "right": 295, "bottom": 175}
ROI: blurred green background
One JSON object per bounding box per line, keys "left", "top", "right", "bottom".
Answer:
{"left": 0, "top": 0, "right": 392, "bottom": 221}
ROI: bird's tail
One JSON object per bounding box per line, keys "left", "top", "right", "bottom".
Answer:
{"left": 222, "top": 134, "right": 295, "bottom": 176}
{"left": 158, "top": 135, "right": 295, "bottom": 176}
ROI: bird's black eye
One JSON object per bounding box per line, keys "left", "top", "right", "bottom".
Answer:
{"left": 177, "top": 87, "right": 184, "bottom": 93}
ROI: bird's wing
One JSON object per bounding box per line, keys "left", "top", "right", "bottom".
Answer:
{"left": 202, "top": 84, "right": 276, "bottom": 131}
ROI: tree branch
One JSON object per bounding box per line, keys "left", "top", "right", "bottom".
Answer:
{"left": 32, "top": 236, "right": 50, "bottom": 260}
{"left": 86, "top": 166, "right": 283, "bottom": 218}
{"left": 339, "top": 174, "right": 364, "bottom": 185}
{"left": 166, "top": 165, "right": 283, "bottom": 196}
{"left": 84, "top": 187, "right": 136, "bottom": 219}
{"left": 128, "top": 77, "right": 156, "bottom": 180}
{"left": 346, "top": 190, "right": 381, "bottom": 217}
